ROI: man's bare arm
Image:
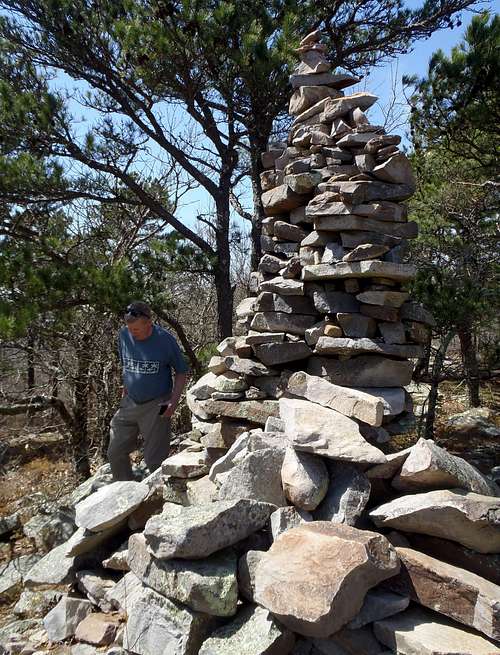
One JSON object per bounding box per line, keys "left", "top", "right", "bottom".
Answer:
{"left": 162, "top": 373, "right": 188, "bottom": 418}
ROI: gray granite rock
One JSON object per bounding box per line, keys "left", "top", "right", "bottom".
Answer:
{"left": 144, "top": 499, "right": 275, "bottom": 559}
{"left": 14, "top": 590, "right": 63, "bottom": 619}
{"left": 314, "top": 462, "right": 371, "bottom": 526}
{"left": 75, "top": 481, "right": 149, "bottom": 532}
{"left": 392, "top": 438, "right": 499, "bottom": 496}
{"left": 43, "top": 596, "right": 92, "bottom": 642}
{"left": 218, "top": 447, "right": 287, "bottom": 506}
{"left": 286, "top": 371, "right": 384, "bottom": 426}
{"left": 374, "top": 606, "right": 500, "bottom": 655}
{"left": 0, "top": 554, "right": 40, "bottom": 599}
{"left": 199, "top": 604, "right": 295, "bottom": 655}
{"left": 124, "top": 586, "right": 212, "bottom": 655}
{"left": 281, "top": 448, "right": 329, "bottom": 511}
{"left": 346, "top": 589, "right": 409, "bottom": 629}
{"left": 127, "top": 533, "right": 238, "bottom": 617}
{"left": 104, "top": 571, "right": 143, "bottom": 613}
{"left": 370, "top": 489, "right": 500, "bottom": 553}
{"left": 76, "top": 570, "right": 117, "bottom": 612}
{"left": 308, "top": 355, "right": 413, "bottom": 388}
{"left": 279, "top": 397, "right": 386, "bottom": 465}
{"left": 270, "top": 506, "right": 313, "bottom": 541}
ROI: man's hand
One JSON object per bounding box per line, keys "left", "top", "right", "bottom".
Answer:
{"left": 159, "top": 401, "right": 177, "bottom": 418}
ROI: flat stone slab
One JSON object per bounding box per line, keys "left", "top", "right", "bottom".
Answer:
{"left": 346, "top": 589, "right": 409, "bottom": 629}
{"left": 312, "top": 214, "right": 418, "bottom": 239}
{"left": 308, "top": 355, "right": 414, "bottom": 388}
{"left": 198, "top": 604, "right": 296, "bottom": 655}
{"left": 357, "top": 290, "right": 409, "bottom": 307}
{"left": 387, "top": 546, "right": 500, "bottom": 641}
{"left": 392, "top": 438, "right": 500, "bottom": 496}
{"left": 253, "top": 292, "right": 315, "bottom": 315}
{"left": 123, "top": 586, "right": 212, "bottom": 655}
{"left": 262, "top": 184, "right": 306, "bottom": 216}
{"left": 287, "top": 371, "right": 384, "bottom": 426}
{"left": 370, "top": 489, "right": 500, "bottom": 553}
{"left": 144, "top": 498, "right": 275, "bottom": 559}
{"left": 279, "top": 397, "right": 386, "bottom": 465}
{"left": 302, "top": 261, "right": 416, "bottom": 282}
{"left": 104, "top": 571, "right": 143, "bottom": 613}
{"left": 374, "top": 606, "right": 500, "bottom": 655}
{"left": 259, "top": 277, "right": 305, "bottom": 296}
{"left": 325, "top": 180, "right": 415, "bottom": 204}
{"left": 198, "top": 399, "right": 279, "bottom": 426}
{"left": 127, "top": 533, "right": 238, "bottom": 617}
{"left": 75, "top": 481, "right": 149, "bottom": 532}
{"left": 314, "top": 336, "right": 423, "bottom": 359}
{"left": 254, "top": 522, "right": 399, "bottom": 637}
{"left": 254, "top": 341, "right": 312, "bottom": 366}
{"left": 162, "top": 449, "right": 210, "bottom": 479}
{"left": 251, "top": 311, "right": 318, "bottom": 335}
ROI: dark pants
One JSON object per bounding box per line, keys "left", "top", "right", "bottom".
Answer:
{"left": 108, "top": 394, "right": 171, "bottom": 481}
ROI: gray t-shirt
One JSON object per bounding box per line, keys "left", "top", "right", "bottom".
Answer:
{"left": 118, "top": 324, "right": 189, "bottom": 403}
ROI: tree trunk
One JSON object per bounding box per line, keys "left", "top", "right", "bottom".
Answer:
{"left": 457, "top": 323, "right": 481, "bottom": 407}
{"left": 27, "top": 329, "right": 35, "bottom": 390}
{"left": 248, "top": 132, "right": 269, "bottom": 272}
{"left": 424, "top": 331, "right": 454, "bottom": 439}
{"left": 214, "top": 196, "right": 233, "bottom": 339}
{"left": 71, "top": 336, "right": 92, "bottom": 479}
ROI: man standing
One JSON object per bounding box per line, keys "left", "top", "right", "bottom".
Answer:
{"left": 108, "top": 301, "right": 189, "bottom": 480}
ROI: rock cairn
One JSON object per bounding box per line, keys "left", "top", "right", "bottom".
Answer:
{"left": 2, "top": 29, "right": 500, "bottom": 655}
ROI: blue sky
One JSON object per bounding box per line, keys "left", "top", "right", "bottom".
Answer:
{"left": 50, "top": 1, "right": 498, "bottom": 234}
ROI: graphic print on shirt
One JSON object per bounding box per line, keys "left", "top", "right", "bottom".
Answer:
{"left": 123, "top": 357, "right": 160, "bottom": 375}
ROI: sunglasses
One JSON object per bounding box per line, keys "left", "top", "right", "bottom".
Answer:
{"left": 125, "top": 306, "right": 149, "bottom": 318}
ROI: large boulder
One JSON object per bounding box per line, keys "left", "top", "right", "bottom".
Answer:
{"left": 445, "top": 407, "right": 500, "bottom": 439}
{"left": 75, "top": 481, "right": 149, "bottom": 532}
{"left": 279, "top": 397, "right": 386, "bottom": 465}
{"left": 198, "top": 604, "right": 296, "bottom": 655}
{"left": 127, "top": 533, "right": 238, "bottom": 617}
{"left": 123, "top": 587, "right": 212, "bottom": 655}
{"left": 391, "top": 438, "right": 499, "bottom": 496}
{"left": 386, "top": 546, "right": 500, "bottom": 641}
{"left": 144, "top": 499, "right": 275, "bottom": 559}
{"left": 254, "top": 522, "right": 400, "bottom": 637}
{"left": 370, "top": 489, "right": 500, "bottom": 554}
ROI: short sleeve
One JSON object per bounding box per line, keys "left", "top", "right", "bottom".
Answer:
{"left": 167, "top": 334, "right": 190, "bottom": 374}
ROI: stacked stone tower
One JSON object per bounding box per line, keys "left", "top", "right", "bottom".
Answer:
{"left": 188, "top": 29, "right": 435, "bottom": 452}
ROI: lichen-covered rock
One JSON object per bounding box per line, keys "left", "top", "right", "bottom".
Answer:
{"left": 198, "top": 604, "right": 295, "bottom": 655}
{"left": 127, "top": 533, "right": 238, "bottom": 617}
{"left": 144, "top": 499, "right": 275, "bottom": 560}
{"left": 123, "top": 587, "right": 212, "bottom": 655}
